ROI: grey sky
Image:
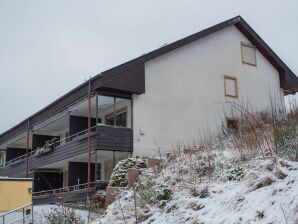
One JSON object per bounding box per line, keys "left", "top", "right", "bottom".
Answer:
{"left": 0, "top": 0, "right": 297, "bottom": 133}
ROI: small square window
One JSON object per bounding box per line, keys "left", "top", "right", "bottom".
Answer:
{"left": 224, "top": 76, "right": 238, "bottom": 98}
{"left": 227, "top": 119, "right": 238, "bottom": 131}
{"left": 241, "top": 42, "right": 257, "bottom": 66}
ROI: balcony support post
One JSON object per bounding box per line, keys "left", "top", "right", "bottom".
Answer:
{"left": 131, "top": 97, "right": 133, "bottom": 155}
{"left": 25, "top": 119, "right": 30, "bottom": 177}
{"left": 113, "top": 151, "right": 116, "bottom": 168}
{"left": 113, "top": 97, "right": 116, "bottom": 126}
{"left": 95, "top": 91, "right": 98, "bottom": 181}
{"left": 87, "top": 78, "right": 92, "bottom": 204}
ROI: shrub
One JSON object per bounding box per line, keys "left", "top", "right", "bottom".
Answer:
{"left": 226, "top": 166, "right": 245, "bottom": 181}
{"left": 93, "top": 190, "right": 106, "bottom": 208}
{"left": 136, "top": 181, "right": 172, "bottom": 208}
{"left": 109, "top": 158, "right": 147, "bottom": 187}
{"left": 136, "top": 180, "right": 155, "bottom": 207}
{"left": 44, "top": 206, "right": 85, "bottom": 224}
{"left": 190, "top": 185, "right": 209, "bottom": 198}
{"left": 155, "top": 183, "right": 172, "bottom": 201}
{"left": 275, "top": 124, "right": 298, "bottom": 161}
{"left": 213, "top": 163, "right": 246, "bottom": 182}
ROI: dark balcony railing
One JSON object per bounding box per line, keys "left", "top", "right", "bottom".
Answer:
{"left": 4, "top": 126, "right": 97, "bottom": 168}
{"left": 97, "top": 125, "right": 133, "bottom": 152}
{"left": 0, "top": 160, "right": 25, "bottom": 177}
{"left": 0, "top": 125, "right": 133, "bottom": 177}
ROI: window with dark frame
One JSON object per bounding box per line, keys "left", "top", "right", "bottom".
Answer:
{"left": 106, "top": 111, "right": 127, "bottom": 127}
{"left": 227, "top": 119, "right": 238, "bottom": 131}
{"left": 96, "top": 163, "right": 101, "bottom": 180}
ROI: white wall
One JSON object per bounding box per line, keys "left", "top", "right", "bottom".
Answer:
{"left": 132, "top": 25, "right": 285, "bottom": 156}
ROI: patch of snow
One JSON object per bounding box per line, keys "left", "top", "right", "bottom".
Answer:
{"left": 32, "top": 204, "right": 101, "bottom": 223}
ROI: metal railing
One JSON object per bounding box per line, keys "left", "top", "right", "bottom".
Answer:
{"left": 4, "top": 126, "right": 98, "bottom": 167}
{"left": 32, "top": 180, "right": 109, "bottom": 198}
{"left": 0, "top": 202, "right": 33, "bottom": 224}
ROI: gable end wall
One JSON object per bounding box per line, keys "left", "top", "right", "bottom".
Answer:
{"left": 132, "top": 25, "right": 285, "bottom": 155}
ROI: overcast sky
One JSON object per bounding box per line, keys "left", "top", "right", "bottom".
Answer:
{"left": 0, "top": 0, "right": 297, "bottom": 133}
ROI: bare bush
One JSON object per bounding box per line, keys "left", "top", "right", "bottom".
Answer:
{"left": 43, "top": 206, "right": 85, "bottom": 224}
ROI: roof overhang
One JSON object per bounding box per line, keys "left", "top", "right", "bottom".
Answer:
{"left": 0, "top": 65, "right": 145, "bottom": 144}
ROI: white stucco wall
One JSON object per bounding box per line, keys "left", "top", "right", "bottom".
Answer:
{"left": 132, "top": 25, "right": 285, "bottom": 156}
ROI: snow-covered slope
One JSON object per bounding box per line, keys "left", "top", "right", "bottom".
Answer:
{"left": 145, "top": 161, "right": 298, "bottom": 223}
{"left": 101, "top": 152, "right": 298, "bottom": 224}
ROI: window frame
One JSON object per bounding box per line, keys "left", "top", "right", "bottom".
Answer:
{"left": 241, "top": 42, "right": 257, "bottom": 66}
{"left": 105, "top": 106, "right": 128, "bottom": 127}
{"left": 226, "top": 117, "right": 239, "bottom": 132}
{"left": 224, "top": 75, "right": 238, "bottom": 98}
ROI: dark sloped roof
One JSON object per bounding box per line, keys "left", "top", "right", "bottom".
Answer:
{"left": 99, "top": 15, "right": 298, "bottom": 93}
{"left": 0, "top": 15, "right": 297, "bottom": 144}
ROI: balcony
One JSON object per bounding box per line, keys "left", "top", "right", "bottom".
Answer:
{"left": 0, "top": 125, "right": 133, "bottom": 177}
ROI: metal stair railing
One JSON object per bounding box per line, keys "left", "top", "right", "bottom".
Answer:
{"left": 32, "top": 181, "right": 98, "bottom": 198}
{"left": 0, "top": 202, "right": 33, "bottom": 224}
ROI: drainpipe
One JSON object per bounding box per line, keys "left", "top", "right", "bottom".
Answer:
{"left": 113, "top": 97, "right": 116, "bottom": 126}
{"left": 87, "top": 78, "right": 92, "bottom": 204}
{"left": 25, "top": 119, "right": 30, "bottom": 177}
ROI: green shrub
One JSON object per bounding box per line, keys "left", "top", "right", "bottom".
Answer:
{"left": 136, "top": 180, "right": 155, "bottom": 207}
{"left": 213, "top": 164, "right": 245, "bottom": 182}
{"left": 109, "top": 158, "right": 147, "bottom": 187}
{"left": 276, "top": 125, "right": 298, "bottom": 161}
{"left": 136, "top": 181, "right": 172, "bottom": 208}
{"left": 226, "top": 166, "right": 245, "bottom": 181}
{"left": 155, "top": 183, "right": 172, "bottom": 201}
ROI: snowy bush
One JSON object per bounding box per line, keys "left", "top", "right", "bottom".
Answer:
{"left": 155, "top": 183, "right": 172, "bottom": 201}
{"left": 93, "top": 190, "right": 106, "bottom": 208}
{"left": 226, "top": 166, "right": 245, "bottom": 181}
{"left": 213, "top": 163, "right": 246, "bottom": 182}
{"left": 276, "top": 124, "right": 298, "bottom": 161}
{"left": 109, "top": 158, "right": 147, "bottom": 187}
{"left": 136, "top": 180, "right": 172, "bottom": 208}
{"left": 44, "top": 206, "right": 85, "bottom": 224}
{"left": 136, "top": 180, "right": 155, "bottom": 207}
{"left": 190, "top": 185, "right": 209, "bottom": 198}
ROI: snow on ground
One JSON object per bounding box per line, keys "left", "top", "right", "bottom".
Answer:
{"left": 100, "top": 152, "right": 298, "bottom": 224}
{"left": 33, "top": 204, "right": 101, "bottom": 223}
{"left": 144, "top": 164, "right": 298, "bottom": 224}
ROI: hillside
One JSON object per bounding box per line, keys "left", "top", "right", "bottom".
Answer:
{"left": 100, "top": 149, "right": 298, "bottom": 224}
